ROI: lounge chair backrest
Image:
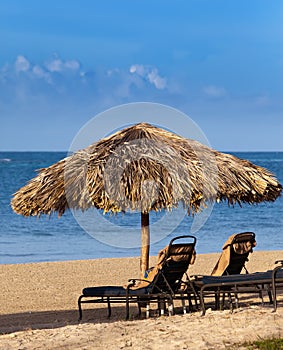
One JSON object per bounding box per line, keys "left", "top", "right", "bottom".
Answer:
{"left": 211, "top": 232, "right": 256, "bottom": 276}
{"left": 151, "top": 235, "right": 197, "bottom": 294}
{"left": 226, "top": 232, "right": 256, "bottom": 275}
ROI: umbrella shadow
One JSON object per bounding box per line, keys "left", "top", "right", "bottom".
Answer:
{"left": 0, "top": 306, "right": 142, "bottom": 335}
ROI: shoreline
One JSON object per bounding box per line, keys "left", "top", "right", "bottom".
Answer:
{"left": 0, "top": 251, "right": 282, "bottom": 349}
{"left": 2, "top": 247, "right": 283, "bottom": 266}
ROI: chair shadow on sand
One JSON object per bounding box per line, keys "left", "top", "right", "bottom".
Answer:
{"left": 0, "top": 305, "right": 147, "bottom": 334}
{"left": 2, "top": 291, "right": 280, "bottom": 335}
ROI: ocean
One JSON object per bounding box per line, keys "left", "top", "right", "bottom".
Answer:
{"left": 0, "top": 151, "right": 282, "bottom": 264}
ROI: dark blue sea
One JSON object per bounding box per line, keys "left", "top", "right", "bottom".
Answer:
{"left": 0, "top": 151, "right": 282, "bottom": 264}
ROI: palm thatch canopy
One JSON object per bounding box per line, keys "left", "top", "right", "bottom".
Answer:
{"left": 11, "top": 122, "right": 282, "bottom": 217}
{"left": 11, "top": 122, "right": 282, "bottom": 275}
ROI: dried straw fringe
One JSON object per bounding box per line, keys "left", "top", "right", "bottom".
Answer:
{"left": 11, "top": 123, "right": 282, "bottom": 217}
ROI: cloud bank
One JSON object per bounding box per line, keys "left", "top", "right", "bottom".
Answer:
{"left": 1, "top": 54, "right": 239, "bottom": 115}
{"left": 2, "top": 53, "right": 279, "bottom": 151}
{"left": 0, "top": 54, "right": 169, "bottom": 109}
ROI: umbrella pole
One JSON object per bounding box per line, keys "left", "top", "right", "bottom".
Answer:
{"left": 140, "top": 212, "right": 150, "bottom": 279}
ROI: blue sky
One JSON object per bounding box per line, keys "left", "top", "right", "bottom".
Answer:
{"left": 0, "top": 0, "right": 282, "bottom": 151}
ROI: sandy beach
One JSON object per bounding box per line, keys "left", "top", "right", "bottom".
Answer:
{"left": 0, "top": 250, "right": 282, "bottom": 349}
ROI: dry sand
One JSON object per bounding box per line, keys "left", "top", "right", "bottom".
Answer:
{"left": 0, "top": 250, "right": 282, "bottom": 349}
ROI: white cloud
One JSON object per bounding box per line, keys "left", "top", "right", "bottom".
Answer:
{"left": 64, "top": 60, "right": 80, "bottom": 70}
{"left": 107, "top": 68, "right": 120, "bottom": 77}
{"left": 15, "top": 55, "right": 30, "bottom": 72}
{"left": 147, "top": 68, "right": 167, "bottom": 90}
{"left": 32, "top": 65, "right": 52, "bottom": 84}
{"left": 129, "top": 64, "right": 145, "bottom": 76}
{"left": 129, "top": 64, "right": 167, "bottom": 90}
{"left": 203, "top": 85, "right": 227, "bottom": 98}
{"left": 45, "top": 58, "right": 62, "bottom": 72}
{"left": 45, "top": 57, "right": 80, "bottom": 72}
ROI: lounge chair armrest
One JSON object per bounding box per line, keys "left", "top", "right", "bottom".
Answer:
{"left": 275, "top": 260, "right": 283, "bottom": 266}
{"left": 128, "top": 278, "right": 151, "bottom": 284}
{"left": 189, "top": 274, "right": 204, "bottom": 281}
{"left": 127, "top": 278, "right": 151, "bottom": 288}
{"left": 127, "top": 279, "right": 136, "bottom": 288}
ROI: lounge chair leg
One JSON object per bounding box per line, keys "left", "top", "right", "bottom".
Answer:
{"left": 268, "top": 290, "right": 273, "bottom": 304}
{"left": 126, "top": 293, "right": 130, "bottom": 320}
{"left": 168, "top": 302, "right": 174, "bottom": 316}
{"left": 146, "top": 303, "right": 150, "bottom": 319}
{"left": 138, "top": 300, "right": 142, "bottom": 316}
{"left": 215, "top": 290, "right": 220, "bottom": 310}
{"left": 259, "top": 289, "right": 264, "bottom": 305}
{"left": 273, "top": 287, "right": 277, "bottom": 312}
{"left": 107, "top": 297, "right": 111, "bottom": 318}
{"left": 192, "top": 291, "right": 199, "bottom": 311}
{"left": 234, "top": 293, "right": 239, "bottom": 309}
{"left": 200, "top": 290, "right": 206, "bottom": 316}
{"left": 187, "top": 295, "right": 193, "bottom": 312}
{"left": 78, "top": 295, "right": 83, "bottom": 321}
{"left": 272, "top": 266, "right": 280, "bottom": 312}
{"left": 228, "top": 293, "right": 233, "bottom": 313}
{"left": 181, "top": 297, "right": 187, "bottom": 314}
{"left": 159, "top": 299, "right": 165, "bottom": 316}
{"left": 220, "top": 293, "right": 225, "bottom": 310}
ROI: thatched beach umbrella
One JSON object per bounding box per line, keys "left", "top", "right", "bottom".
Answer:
{"left": 11, "top": 123, "right": 282, "bottom": 276}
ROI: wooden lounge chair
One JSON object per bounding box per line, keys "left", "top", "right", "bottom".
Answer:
{"left": 78, "top": 235, "right": 197, "bottom": 320}
{"left": 195, "top": 260, "right": 283, "bottom": 315}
